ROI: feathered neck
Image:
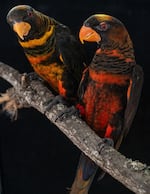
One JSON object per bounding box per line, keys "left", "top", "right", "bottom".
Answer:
{"left": 90, "top": 46, "right": 135, "bottom": 74}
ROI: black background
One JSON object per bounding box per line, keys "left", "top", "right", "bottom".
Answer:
{"left": 0, "top": 1, "right": 149, "bottom": 194}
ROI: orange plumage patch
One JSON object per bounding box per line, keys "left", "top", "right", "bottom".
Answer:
{"left": 96, "top": 48, "right": 133, "bottom": 63}
{"left": 127, "top": 79, "right": 132, "bottom": 100}
{"left": 105, "top": 124, "right": 113, "bottom": 138}
{"left": 30, "top": 62, "right": 64, "bottom": 93}
{"left": 76, "top": 103, "right": 85, "bottom": 116}
{"left": 26, "top": 51, "right": 54, "bottom": 65}
{"left": 58, "top": 80, "right": 66, "bottom": 97}
{"left": 89, "top": 69, "right": 130, "bottom": 85}
{"left": 82, "top": 70, "right": 126, "bottom": 137}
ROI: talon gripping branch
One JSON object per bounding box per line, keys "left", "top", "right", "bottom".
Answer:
{"left": 7, "top": 5, "right": 86, "bottom": 104}
{"left": 70, "top": 14, "right": 144, "bottom": 194}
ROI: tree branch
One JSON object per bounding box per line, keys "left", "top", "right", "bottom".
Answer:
{"left": 0, "top": 61, "right": 150, "bottom": 194}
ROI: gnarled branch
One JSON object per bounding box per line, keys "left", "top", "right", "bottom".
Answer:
{"left": 0, "top": 61, "right": 150, "bottom": 194}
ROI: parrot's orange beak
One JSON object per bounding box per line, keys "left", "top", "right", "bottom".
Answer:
{"left": 13, "top": 22, "right": 31, "bottom": 40}
{"left": 79, "top": 26, "right": 101, "bottom": 44}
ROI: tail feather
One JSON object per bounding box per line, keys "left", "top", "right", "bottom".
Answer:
{"left": 70, "top": 153, "right": 99, "bottom": 194}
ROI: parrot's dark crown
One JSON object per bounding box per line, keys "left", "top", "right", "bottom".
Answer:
{"left": 7, "top": 5, "right": 34, "bottom": 24}
{"left": 84, "top": 14, "right": 124, "bottom": 28}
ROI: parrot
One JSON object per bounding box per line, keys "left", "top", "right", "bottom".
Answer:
{"left": 70, "top": 14, "right": 143, "bottom": 194}
{"left": 6, "top": 5, "right": 86, "bottom": 106}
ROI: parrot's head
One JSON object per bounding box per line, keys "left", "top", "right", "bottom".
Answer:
{"left": 7, "top": 5, "right": 53, "bottom": 41}
{"left": 79, "top": 14, "right": 134, "bottom": 53}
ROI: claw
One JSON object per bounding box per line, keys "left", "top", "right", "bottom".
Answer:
{"left": 55, "top": 106, "right": 79, "bottom": 122}
{"left": 44, "top": 95, "right": 68, "bottom": 111}
{"left": 98, "top": 138, "right": 114, "bottom": 153}
{"left": 103, "top": 138, "right": 114, "bottom": 147}
{"left": 97, "top": 138, "right": 114, "bottom": 181}
{"left": 26, "top": 72, "right": 44, "bottom": 82}
{"left": 21, "top": 72, "right": 44, "bottom": 88}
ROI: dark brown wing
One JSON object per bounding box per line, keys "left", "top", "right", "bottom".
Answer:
{"left": 56, "top": 25, "right": 87, "bottom": 80}
{"left": 55, "top": 25, "right": 87, "bottom": 99}
{"left": 116, "top": 64, "right": 144, "bottom": 149}
{"left": 77, "top": 67, "right": 89, "bottom": 103}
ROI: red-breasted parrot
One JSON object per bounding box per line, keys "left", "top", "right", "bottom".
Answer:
{"left": 70, "top": 14, "right": 143, "bottom": 194}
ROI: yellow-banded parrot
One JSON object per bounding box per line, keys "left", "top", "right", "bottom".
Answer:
{"left": 7, "top": 5, "right": 86, "bottom": 105}
{"left": 70, "top": 14, "right": 143, "bottom": 194}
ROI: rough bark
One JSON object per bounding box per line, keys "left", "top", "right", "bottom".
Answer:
{"left": 0, "top": 61, "right": 150, "bottom": 194}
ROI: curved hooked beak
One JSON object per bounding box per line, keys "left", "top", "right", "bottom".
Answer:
{"left": 79, "top": 25, "right": 101, "bottom": 44}
{"left": 13, "top": 22, "right": 31, "bottom": 40}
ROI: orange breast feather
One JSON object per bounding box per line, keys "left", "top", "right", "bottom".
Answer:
{"left": 31, "top": 62, "right": 64, "bottom": 93}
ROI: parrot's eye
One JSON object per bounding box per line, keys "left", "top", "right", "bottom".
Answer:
{"left": 84, "top": 22, "right": 90, "bottom": 27}
{"left": 98, "top": 22, "right": 109, "bottom": 31}
{"left": 27, "top": 8, "right": 33, "bottom": 17}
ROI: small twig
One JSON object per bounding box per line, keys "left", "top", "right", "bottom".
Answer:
{"left": 0, "top": 61, "right": 150, "bottom": 194}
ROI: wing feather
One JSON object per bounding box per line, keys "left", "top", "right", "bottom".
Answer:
{"left": 116, "top": 64, "right": 144, "bottom": 149}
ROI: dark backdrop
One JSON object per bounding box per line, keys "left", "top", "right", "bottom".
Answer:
{"left": 0, "top": 1, "right": 149, "bottom": 194}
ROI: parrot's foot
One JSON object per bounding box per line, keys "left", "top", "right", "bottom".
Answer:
{"left": 103, "top": 138, "right": 114, "bottom": 147}
{"left": 98, "top": 138, "right": 114, "bottom": 152}
{"left": 21, "top": 72, "right": 44, "bottom": 87}
{"left": 55, "top": 106, "right": 79, "bottom": 122}
{"left": 97, "top": 138, "right": 114, "bottom": 181}
{"left": 44, "top": 95, "right": 68, "bottom": 111}
{"left": 55, "top": 103, "right": 84, "bottom": 121}
{"left": 26, "top": 72, "right": 44, "bottom": 82}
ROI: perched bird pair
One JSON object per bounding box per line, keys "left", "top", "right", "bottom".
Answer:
{"left": 7, "top": 5, "right": 143, "bottom": 194}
